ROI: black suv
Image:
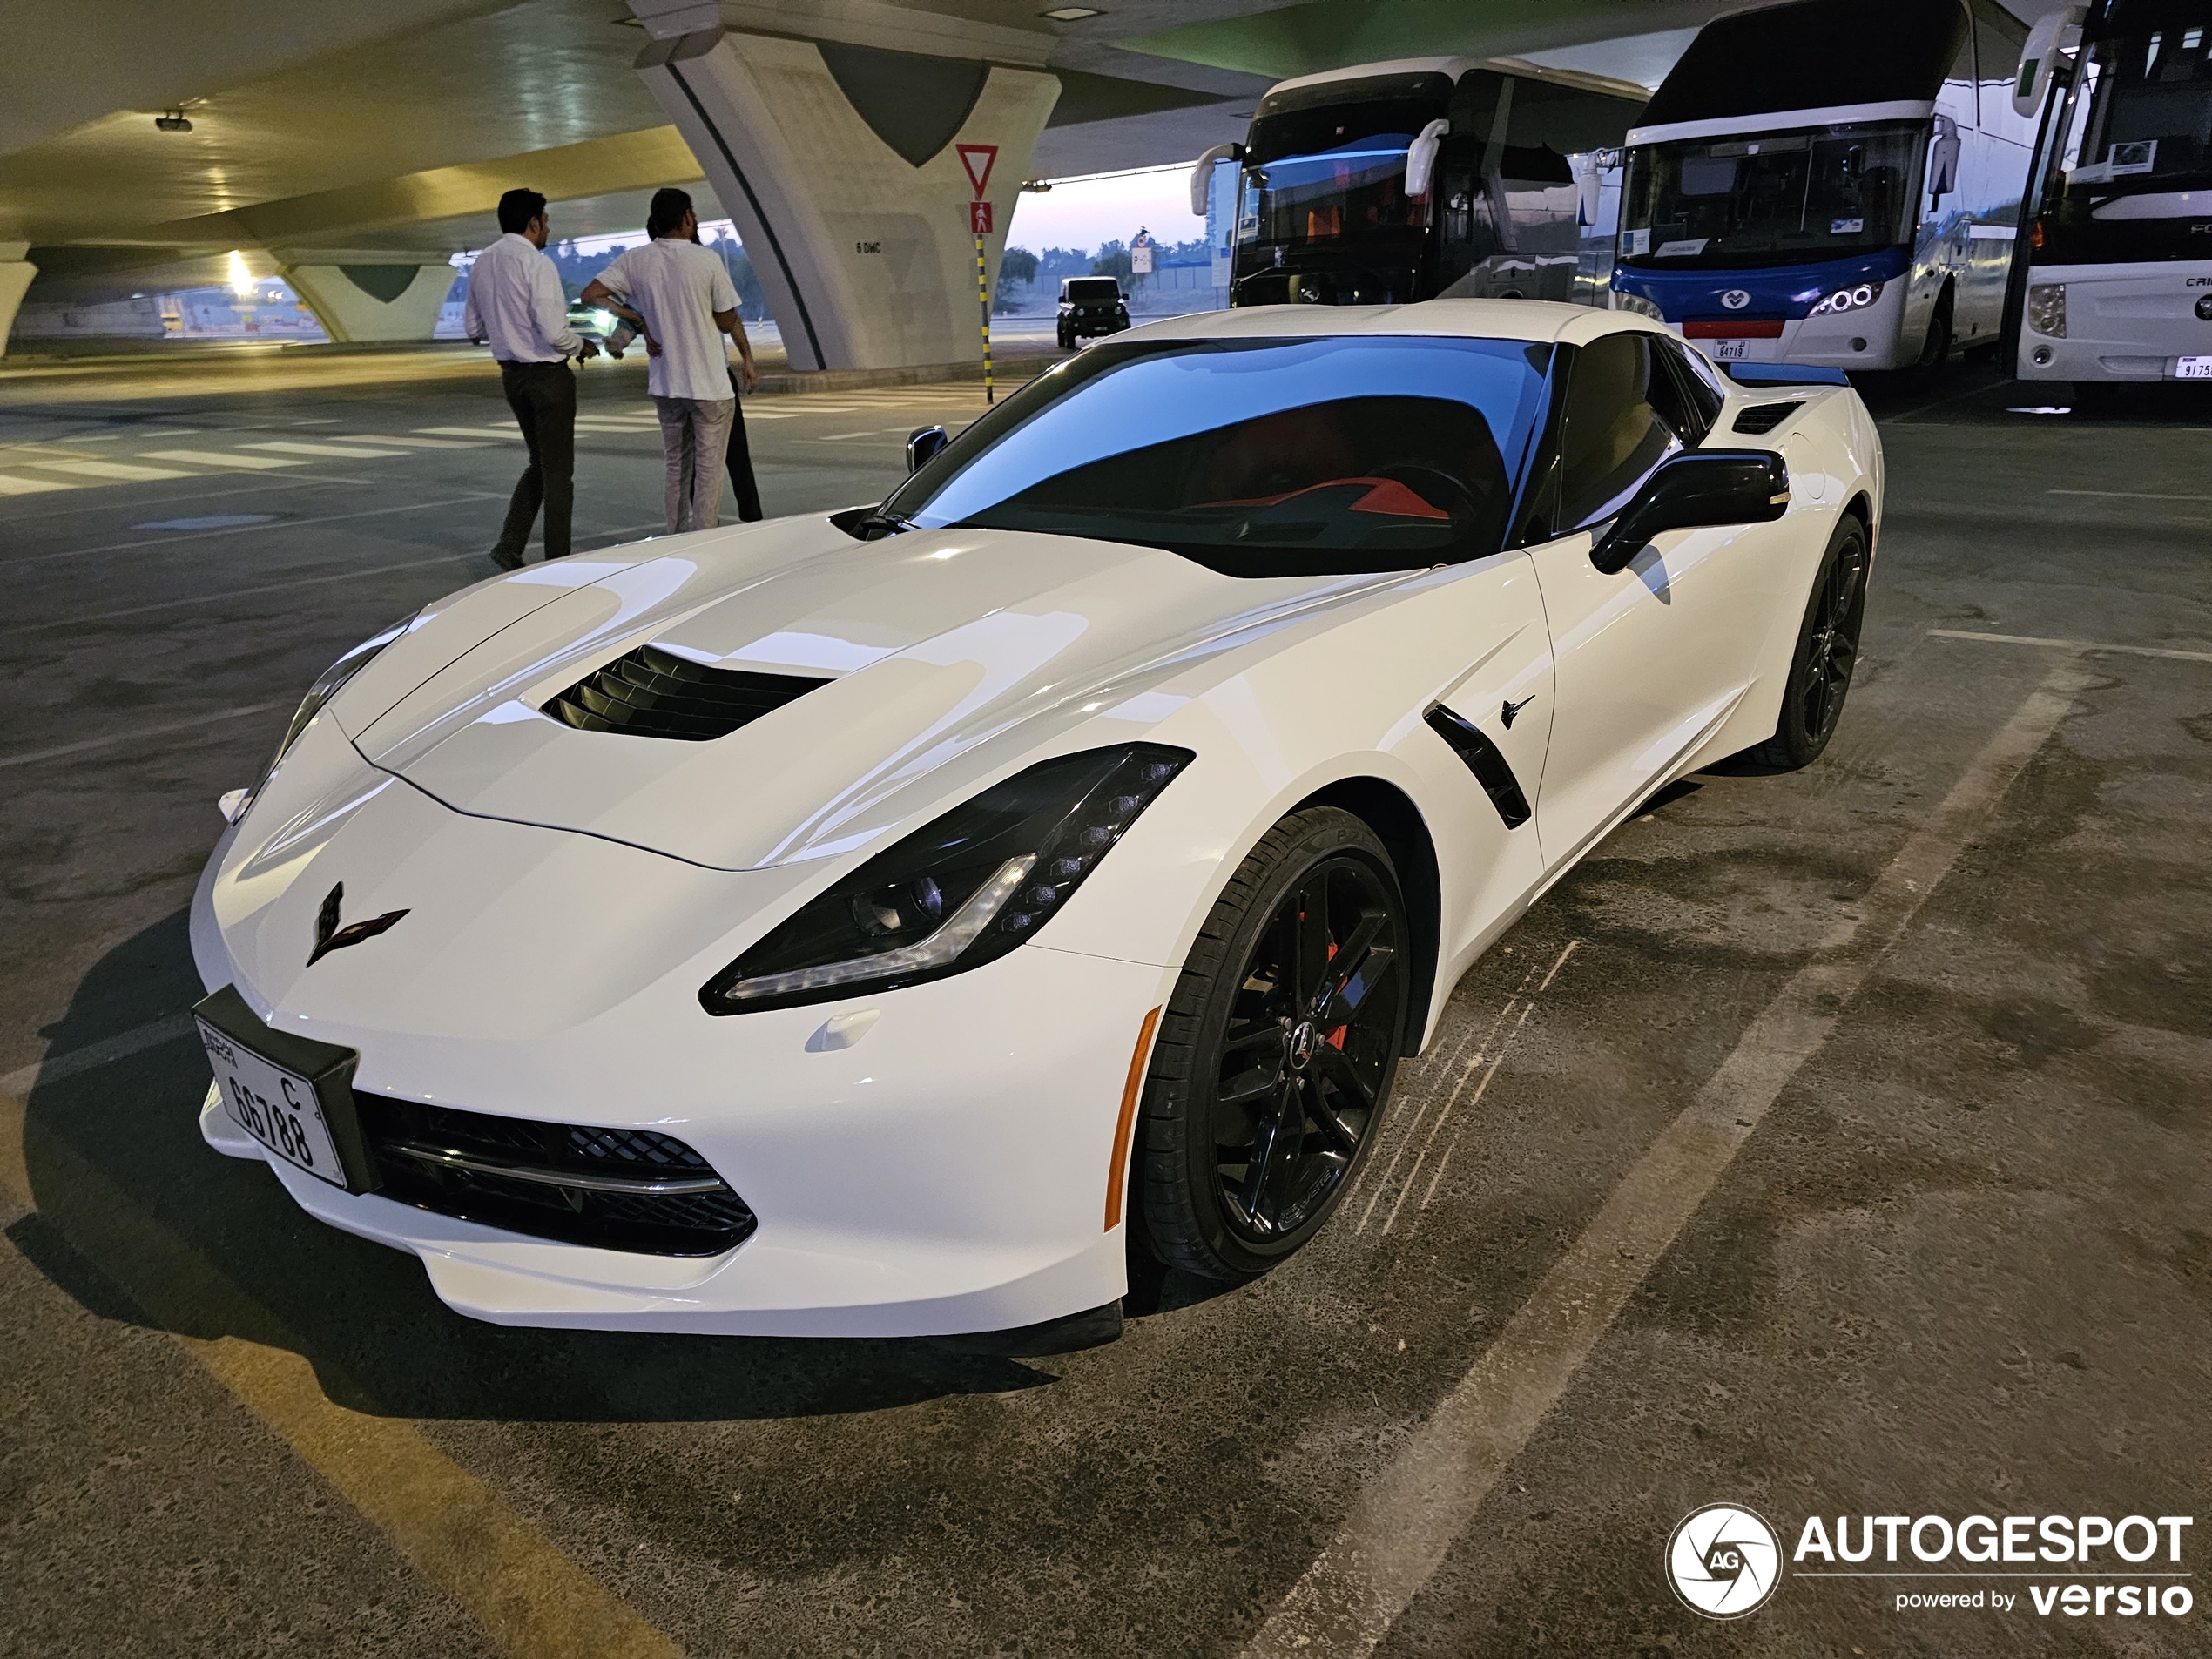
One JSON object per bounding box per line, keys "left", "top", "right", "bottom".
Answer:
{"left": 1056, "top": 277, "right": 1130, "bottom": 349}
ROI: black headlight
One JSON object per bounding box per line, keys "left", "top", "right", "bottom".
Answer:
{"left": 233, "top": 611, "right": 418, "bottom": 819}
{"left": 700, "top": 743, "right": 1193, "bottom": 1015}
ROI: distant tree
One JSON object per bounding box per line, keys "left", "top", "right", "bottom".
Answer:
{"left": 995, "top": 245, "right": 1039, "bottom": 312}
{"left": 1090, "top": 240, "right": 1133, "bottom": 287}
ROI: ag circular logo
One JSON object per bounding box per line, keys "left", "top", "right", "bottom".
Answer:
{"left": 1720, "top": 288, "right": 1752, "bottom": 310}
{"left": 1666, "top": 1503, "right": 1781, "bottom": 1618}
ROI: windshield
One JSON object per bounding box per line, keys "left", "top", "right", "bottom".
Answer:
{"left": 1063, "top": 279, "right": 1120, "bottom": 303}
{"left": 2056, "top": 15, "right": 2212, "bottom": 193}
{"left": 1620, "top": 121, "right": 1924, "bottom": 268}
{"left": 881, "top": 336, "right": 1553, "bottom": 578}
{"left": 1239, "top": 136, "right": 1426, "bottom": 247}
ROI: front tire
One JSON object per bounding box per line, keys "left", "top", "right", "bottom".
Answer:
{"left": 1136, "top": 808, "right": 1408, "bottom": 1280}
{"left": 1750, "top": 515, "right": 1869, "bottom": 770}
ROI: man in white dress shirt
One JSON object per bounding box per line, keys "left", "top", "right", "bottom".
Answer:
{"left": 582, "top": 188, "right": 759, "bottom": 533}
{"left": 462, "top": 188, "right": 597, "bottom": 569}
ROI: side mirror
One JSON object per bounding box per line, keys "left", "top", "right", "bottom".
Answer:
{"left": 1190, "top": 142, "right": 1244, "bottom": 216}
{"left": 2013, "top": 5, "right": 2087, "bottom": 118}
{"left": 1928, "top": 114, "right": 1960, "bottom": 202}
{"left": 1405, "top": 118, "right": 1450, "bottom": 199}
{"left": 1589, "top": 450, "right": 1790, "bottom": 575}
{"left": 906, "top": 425, "right": 949, "bottom": 473}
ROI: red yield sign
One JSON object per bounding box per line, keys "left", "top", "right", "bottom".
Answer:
{"left": 956, "top": 143, "right": 998, "bottom": 200}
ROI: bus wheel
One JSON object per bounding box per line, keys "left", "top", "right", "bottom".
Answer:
{"left": 1913, "top": 288, "right": 1953, "bottom": 375}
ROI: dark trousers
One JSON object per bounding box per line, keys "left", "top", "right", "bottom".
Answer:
{"left": 725, "top": 365, "right": 762, "bottom": 523}
{"left": 495, "top": 360, "right": 576, "bottom": 560}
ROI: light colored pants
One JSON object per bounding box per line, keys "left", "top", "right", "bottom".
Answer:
{"left": 653, "top": 395, "right": 737, "bottom": 532}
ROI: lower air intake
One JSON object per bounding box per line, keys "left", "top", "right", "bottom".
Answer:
{"left": 353, "top": 1094, "right": 756, "bottom": 1257}
{"left": 544, "top": 643, "right": 825, "bottom": 741}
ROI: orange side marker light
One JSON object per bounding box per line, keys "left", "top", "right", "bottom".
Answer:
{"left": 1103, "top": 1006, "right": 1163, "bottom": 1231}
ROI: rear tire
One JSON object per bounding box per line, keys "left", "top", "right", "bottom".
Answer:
{"left": 1750, "top": 515, "right": 1869, "bottom": 771}
{"left": 1136, "top": 808, "right": 1408, "bottom": 1281}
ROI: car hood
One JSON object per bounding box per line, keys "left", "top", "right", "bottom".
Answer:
{"left": 339, "top": 517, "right": 1392, "bottom": 872}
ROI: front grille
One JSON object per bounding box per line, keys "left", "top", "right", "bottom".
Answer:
{"left": 543, "top": 643, "right": 826, "bottom": 741}
{"left": 353, "top": 1093, "right": 756, "bottom": 1257}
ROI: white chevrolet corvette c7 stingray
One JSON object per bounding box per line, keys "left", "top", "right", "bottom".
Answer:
{"left": 190, "top": 300, "right": 1881, "bottom": 1346}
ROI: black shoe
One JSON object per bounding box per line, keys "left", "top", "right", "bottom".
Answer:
{"left": 489, "top": 546, "right": 525, "bottom": 572}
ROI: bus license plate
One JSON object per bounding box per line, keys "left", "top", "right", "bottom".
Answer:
{"left": 1712, "top": 340, "right": 1750, "bottom": 361}
{"left": 197, "top": 1019, "right": 350, "bottom": 1189}
{"left": 2175, "top": 355, "right": 2212, "bottom": 380}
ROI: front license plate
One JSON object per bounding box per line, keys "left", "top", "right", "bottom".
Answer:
{"left": 1712, "top": 339, "right": 1750, "bottom": 361}
{"left": 197, "top": 1019, "right": 350, "bottom": 1188}
{"left": 2175, "top": 354, "right": 2212, "bottom": 380}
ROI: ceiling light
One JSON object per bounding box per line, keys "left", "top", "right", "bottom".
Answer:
{"left": 1040, "top": 7, "right": 1102, "bottom": 19}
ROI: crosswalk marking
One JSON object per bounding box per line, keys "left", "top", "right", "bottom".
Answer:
{"left": 140, "top": 449, "right": 307, "bottom": 470}
{"left": 239, "top": 441, "right": 412, "bottom": 459}
{"left": 415, "top": 426, "right": 524, "bottom": 439}
{"left": 24, "top": 458, "right": 192, "bottom": 481}
{"left": 0, "top": 471, "right": 75, "bottom": 495}
{"left": 342, "top": 435, "right": 486, "bottom": 448}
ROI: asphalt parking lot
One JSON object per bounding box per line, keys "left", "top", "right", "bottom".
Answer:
{"left": 2, "top": 343, "right": 2207, "bottom": 1658}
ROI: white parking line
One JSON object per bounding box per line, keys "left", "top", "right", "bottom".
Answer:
{"left": 2048, "top": 488, "right": 2212, "bottom": 502}
{"left": 0, "top": 701, "right": 287, "bottom": 772}
{"left": 1930, "top": 627, "right": 2212, "bottom": 664}
{"left": 0, "top": 1012, "right": 196, "bottom": 1096}
{"left": 1242, "top": 657, "right": 2094, "bottom": 1659}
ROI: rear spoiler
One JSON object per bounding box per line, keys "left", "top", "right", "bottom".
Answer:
{"left": 1723, "top": 362, "right": 1850, "bottom": 387}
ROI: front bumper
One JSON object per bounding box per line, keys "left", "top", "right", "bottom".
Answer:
{"left": 195, "top": 828, "right": 1176, "bottom": 1334}
{"left": 1682, "top": 280, "right": 1912, "bottom": 373}
{"left": 2013, "top": 260, "right": 2212, "bottom": 382}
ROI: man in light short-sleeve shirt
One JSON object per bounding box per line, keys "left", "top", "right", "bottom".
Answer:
{"left": 583, "top": 187, "right": 760, "bottom": 532}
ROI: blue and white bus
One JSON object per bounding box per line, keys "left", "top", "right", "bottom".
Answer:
{"left": 1610, "top": 0, "right": 2039, "bottom": 374}
{"left": 2007, "top": 0, "right": 2212, "bottom": 393}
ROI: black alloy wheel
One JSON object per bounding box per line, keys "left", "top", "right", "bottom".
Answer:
{"left": 1752, "top": 515, "right": 1869, "bottom": 770}
{"left": 1136, "top": 807, "right": 1408, "bottom": 1279}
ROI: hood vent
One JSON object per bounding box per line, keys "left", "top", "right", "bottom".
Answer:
{"left": 544, "top": 644, "right": 827, "bottom": 741}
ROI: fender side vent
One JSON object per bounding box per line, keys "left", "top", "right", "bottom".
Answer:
{"left": 1732, "top": 401, "right": 1803, "bottom": 435}
{"left": 1425, "top": 704, "right": 1532, "bottom": 829}
{"left": 543, "top": 644, "right": 827, "bottom": 740}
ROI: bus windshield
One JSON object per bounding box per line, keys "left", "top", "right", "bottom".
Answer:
{"left": 1620, "top": 121, "right": 1924, "bottom": 268}
{"left": 2056, "top": 10, "right": 2212, "bottom": 193}
{"left": 1240, "top": 136, "right": 1425, "bottom": 246}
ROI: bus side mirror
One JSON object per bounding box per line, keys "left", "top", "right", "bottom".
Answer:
{"left": 1928, "top": 116, "right": 1960, "bottom": 202}
{"left": 1190, "top": 143, "right": 1244, "bottom": 216}
{"left": 1589, "top": 451, "right": 1790, "bottom": 575}
{"left": 907, "top": 426, "right": 948, "bottom": 473}
{"left": 2013, "top": 5, "right": 2087, "bottom": 118}
{"left": 1406, "top": 118, "right": 1450, "bottom": 199}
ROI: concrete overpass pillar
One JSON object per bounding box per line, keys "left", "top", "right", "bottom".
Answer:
{"left": 630, "top": 25, "right": 1057, "bottom": 372}
{"left": 0, "top": 243, "right": 36, "bottom": 359}
{"left": 280, "top": 258, "right": 455, "bottom": 343}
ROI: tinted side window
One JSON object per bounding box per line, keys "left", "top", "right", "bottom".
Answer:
{"left": 1653, "top": 335, "right": 1725, "bottom": 442}
{"left": 1556, "top": 334, "right": 1685, "bottom": 532}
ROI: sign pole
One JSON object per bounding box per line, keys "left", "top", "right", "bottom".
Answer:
{"left": 976, "top": 232, "right": 993, "bottom": 405}
{"left": 956, "top": 143, "right": 1001, "bottom": 408}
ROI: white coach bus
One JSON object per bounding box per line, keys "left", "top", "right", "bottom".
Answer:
{"left": 1611, "top": 0, "right": 2038, "bottom": 374}
{"left": 2007, "top": 0, "right": 2212, "bottom": 394}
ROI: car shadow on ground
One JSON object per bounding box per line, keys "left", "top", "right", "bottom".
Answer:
{"left": 14, "top": 908, "right": 1236, "bottom": 1422}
